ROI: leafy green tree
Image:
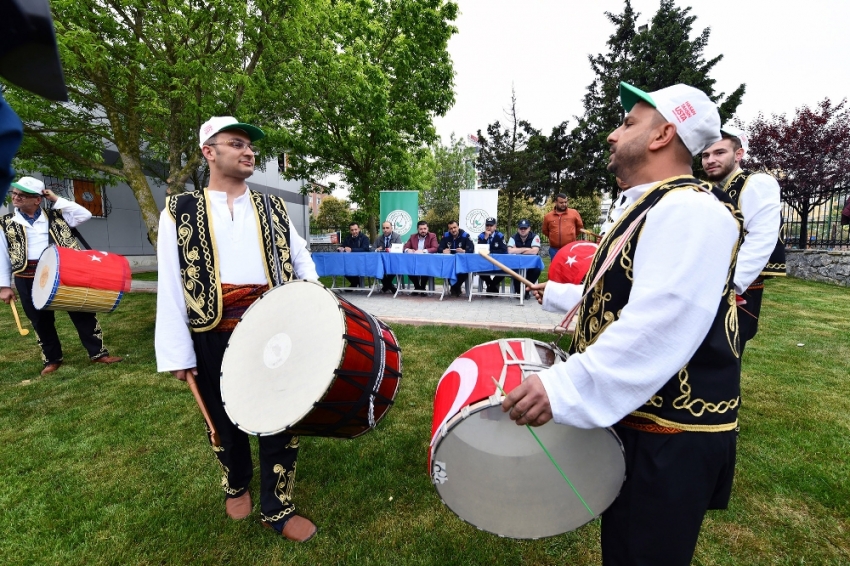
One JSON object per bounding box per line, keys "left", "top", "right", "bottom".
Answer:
{"left": 477, "top": 90, "right": 545, "bottom": 232}
{"left": 316, "top": 196, "right": 352, "bottom": 231}
{"left": 6, "top": 0, "right": 305, "bottom": 245}
{"left": 420, "top": 134, "right": 476, "bottom": 226}
{"left": 272, "top": 0, "right": 458, "bottom": 241}
{"left": 566, "top": 0, "right": 745, "bottom": 195}
{"left": 497, "top": 194, "right": 544, "bottom": 236}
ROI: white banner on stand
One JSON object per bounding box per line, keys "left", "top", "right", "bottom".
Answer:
{"left": 459, "top": 189, "right": 499, "bottom": 239}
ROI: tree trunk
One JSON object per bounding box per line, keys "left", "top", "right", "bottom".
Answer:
{"left": 121, "top": 156, "right": 162, "bottom": 249}
{"left": 798, "top": 206, "right": 810, "bottom": 249}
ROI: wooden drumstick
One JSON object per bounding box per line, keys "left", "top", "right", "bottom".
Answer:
{"left": 10, "top": 301, "right": 29, "bottom": 336}
{"left": 186, "top": 373, "right": 221, "bottom": 447}
{"left": 580, "top": 228, "right": 601, "bottom": 240}
{"left": 478, "top": 250, "right": 536, "bottom": 288}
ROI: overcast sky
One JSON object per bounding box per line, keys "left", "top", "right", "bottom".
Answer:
{"left": 434, "top": 0, "right": 850, "bottom": 143}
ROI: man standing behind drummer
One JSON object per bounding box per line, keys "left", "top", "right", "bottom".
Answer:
{"left": 701, "top": 125, "right": 784, "bottom": 352}
{"left": 155, "top": 117, "right": 319, "bottom": 542}
{"left": 0, "top": 177, "right": 122, "bottom": 375}
{"left": 504, "top": 83, "right": 744, "bottom": 565}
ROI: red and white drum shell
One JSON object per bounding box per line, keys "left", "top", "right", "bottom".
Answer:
{"left": 220, "top": 279, "right": 401, "bottom": 438}
{"left": 31, "top": 245, "right": 131, "bottom": 313}
{"left": 429, "top": 338, "right": 625, "bottom": 539}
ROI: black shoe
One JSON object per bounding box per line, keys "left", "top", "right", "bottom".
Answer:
{"left": 389, "top": 286, "right": 398, "bottom": 293}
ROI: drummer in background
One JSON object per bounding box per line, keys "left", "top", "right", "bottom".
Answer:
{"left": 505, "top": 83, "right": 743, "bottom": 565}
{"left": 701, "top": 125, "right": 783, "bottom": 352}
{"left": 155, "top": 117, "right": 319, "bottom": 542}
{"left": 0, "top": 177, "right": 122, "bottom": 375}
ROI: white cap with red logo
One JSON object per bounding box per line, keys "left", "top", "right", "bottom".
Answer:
{"left": 198, "top": 116, "right": 265, "bottom": 149}
{"left": 619, "top": 82, "right": 721, "bottom": 157}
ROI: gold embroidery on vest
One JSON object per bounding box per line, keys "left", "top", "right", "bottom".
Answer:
{"left": 177, "top": 213, "right": 208, "bottom": 319}
{"left": 646, "top": 395, "right": 663, "bottom": 408}
{"left": 671, "top": 366, "right": 740, "bottom": 417}
{"left": 725, "top": 289, "right": 740, "bottom": 359}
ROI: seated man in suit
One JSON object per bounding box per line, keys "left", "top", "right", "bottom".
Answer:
{"left": 438, "top": 220, "right": 475, "bottom": 297}
{"left": 337, "top": 222, "right": 371, "bottom": 287}
{"left": 403, "top": 220, "right": 438, "bottom": 292}
{"left": 373, "top": 221, "right": 401, "bottom": 293}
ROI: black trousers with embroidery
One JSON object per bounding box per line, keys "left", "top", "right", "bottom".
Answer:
{"left": 191, "top": 331, "right": 300, "bottom": 526}
{"left": 14, "top": 274, "right": 108, "bottom": 365}
{"left": 601, "top": 424, "right": 737, "bottom": 566}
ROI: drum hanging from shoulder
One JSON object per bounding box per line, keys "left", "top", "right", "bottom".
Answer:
{"left": 429, "top": 338, "right": 625, "bottom": 539}
{"left": 32, "top": 245, "right": 132, "bottom": 312}
{"left": 220, "top": 279, "right": 402, "bottom": 438}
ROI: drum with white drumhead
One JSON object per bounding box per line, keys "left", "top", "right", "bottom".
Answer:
{"left": 430, "top": 338, "right": 625, "bottom": 539}
{"left": 220, "top": 279, "right": 401, "bottom": 438}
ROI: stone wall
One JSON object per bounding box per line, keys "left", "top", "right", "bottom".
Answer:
{"left": 785, "top": 249, "right": 850, "bottom": 287}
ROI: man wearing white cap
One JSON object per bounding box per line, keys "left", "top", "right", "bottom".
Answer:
{"left": 702, "top": 125, "right": 784, "bottom": 351}
{"left": 155, "top": 117, "right": 319, "bottom": 542}
{"left": 504, "top": 82, "right": 744, "bottom": 565}
{"left": 0, "top": 177, "right": 122, "bottom": 375}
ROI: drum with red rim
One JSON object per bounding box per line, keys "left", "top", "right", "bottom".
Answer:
{"left": 32, "top": 245, "right": 131, "bottom": 312}
{"left": 220, "top": 280, "right": 401, "bottom": 438}
{"left": 430, "top": 338, "right": 625, "bottom": 539}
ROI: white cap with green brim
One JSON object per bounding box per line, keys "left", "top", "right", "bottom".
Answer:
{"left": 10, "top": 176, "right": 44, "bottom": 195}
{"left": 198, "top": 116, "right": 265, "bottom": 149}
{"left": 619, "top": 81, "right": 721, "bottom": 157}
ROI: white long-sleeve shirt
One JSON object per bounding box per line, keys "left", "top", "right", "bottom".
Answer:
{"left": 155, "top": 188, "right": 318, "bottom": 373}
{"left": 725, "top": 169, "right": 781, "bottom": 293}
{"left": 537, "top": 181, "right": 739, "bottom": 429}
{"left": 0, "top": 197, "right": 92, "bottom": 287}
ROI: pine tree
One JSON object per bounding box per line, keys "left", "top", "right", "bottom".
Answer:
{"left": 566, "top": 0, "right": 745, "bottom": 195}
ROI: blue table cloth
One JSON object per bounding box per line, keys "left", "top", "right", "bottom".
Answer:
{"left": 312, "top": 252, "right": 384, "bottom": 278}
{"left": 381, "top": 253, "right": 457, "bottom": 283}
{"left": 454, "top": 253, "right": 544, "bottom": 274}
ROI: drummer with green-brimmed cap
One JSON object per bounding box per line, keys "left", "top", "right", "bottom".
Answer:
{"left": 156, "top": 116, "right": 321, "bottom": 542}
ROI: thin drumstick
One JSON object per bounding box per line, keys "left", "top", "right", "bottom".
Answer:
{"left": 580, "top": 229, "right": 601, "bottom": 240}
{"left": 478, "top": 251, "right": 535, "bottom": 288}
{"left": 186, "top": 373, "right": 221, "bottom": 447}
{"left": 491, "top": 377, "right": 594, "bottom": 518}
{"left": 10, "top": 301, "right": 29, "bottom": 336}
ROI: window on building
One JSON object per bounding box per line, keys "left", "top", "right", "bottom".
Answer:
{"left": 42, "top": 176, "right": 109, "bottom": 218}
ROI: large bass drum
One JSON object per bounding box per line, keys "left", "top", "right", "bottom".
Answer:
{"left": 430, "top": 338, "right": 625, "bottom": 539}
{"left": 220, "top": 280, "right": 401, "bottom": 438}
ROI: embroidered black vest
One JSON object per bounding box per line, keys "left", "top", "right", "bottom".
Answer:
{"left": 570, "top": 176, "right": 744, "bottom": 432}
{"left": 166, "top": 189, "right": 294, "bottom": 332}
{"left": 1, "top": 209, "right": 81, "bottom": 275}
{"left": 722, "top": 169, "right": 786, "bottom": 278}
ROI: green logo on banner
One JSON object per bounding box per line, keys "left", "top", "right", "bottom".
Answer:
{"left": 465, "top": 208, "right": 489, "bottom": 232}
{"left": 387, "top": 209, "right": 413, "bottom": 234}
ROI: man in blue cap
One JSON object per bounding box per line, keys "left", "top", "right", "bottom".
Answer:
{"left": 507, "top": 219, "right": 541, "bottom": 298}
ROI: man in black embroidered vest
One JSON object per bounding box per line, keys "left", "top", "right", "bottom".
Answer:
{"left": 503, "top": 82, "right": 744, "bottom": 565}
{"left": 0, "top": 176, "right": 121, "bottom": 375}
{"left": 702, "top": 125, "right": 784, "bottom": 351}
{"left": 155, "top": 116, "right": 319, "bottom": 542}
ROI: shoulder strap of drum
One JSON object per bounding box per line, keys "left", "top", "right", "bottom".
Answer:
{"left": 262, "top": 193, "right": 283, "bottom": 287}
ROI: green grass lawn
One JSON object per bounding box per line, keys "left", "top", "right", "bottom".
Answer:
{"left": 0, "top": 277, "right": 847, "bottom": 565}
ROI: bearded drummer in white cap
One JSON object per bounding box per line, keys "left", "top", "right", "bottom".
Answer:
{"left": 155, "top": 117, "right": 319, "bottom": 541}
{"left": 506, "top": 83, "right": 744, "bottom": 565}
{"left": 701, "top": 124, "right": 784, "bottom": 352}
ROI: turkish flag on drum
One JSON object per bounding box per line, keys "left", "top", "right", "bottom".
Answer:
{"left": 56, "top": 247, "right": 132, "bottom": 292}
{"left": 430, "top": 341, "right": 529, "bottom": 465}
{"left": 548, "top": 241, "right": 599, "bottom": 285}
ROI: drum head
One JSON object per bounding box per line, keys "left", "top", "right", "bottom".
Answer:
{"left": 432, "top": 402, "right": 625, "bottom": 539}
{"left": 221, "top": 280, "right": 346, "bottom": 435}
{"left": 31, "top": 245, "right": 59, "bottom": 310}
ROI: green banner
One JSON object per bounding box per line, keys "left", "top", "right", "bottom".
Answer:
{"left": 380, "top": 191, "right": 419, "bottom": 241}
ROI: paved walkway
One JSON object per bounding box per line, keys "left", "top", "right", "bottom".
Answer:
{"left": 130, "top": 280, "right": 566, "bottom": 331}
